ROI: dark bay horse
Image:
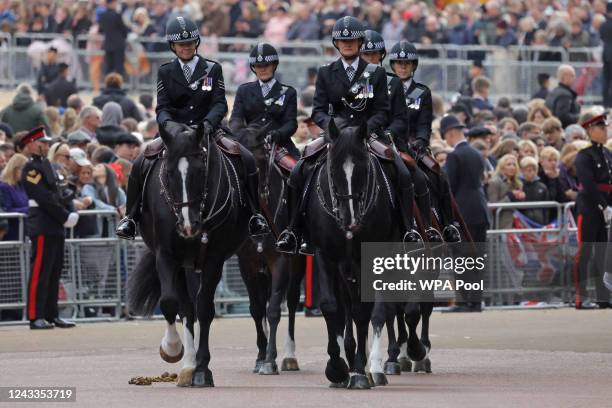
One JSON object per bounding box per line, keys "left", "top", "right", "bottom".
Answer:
{"left": 128, "top": 123, "right": 250, "bottom": 387}
{"left": 303, "top": 119, "right": 402, "bottom": 389}
{"left": 236, "top": 123, "right": 305, "bottom": 375}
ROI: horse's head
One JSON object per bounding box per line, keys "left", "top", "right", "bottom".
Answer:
{"left": 327, "top": 118, "right": 370, "bottom": 233}
{"left": 159, "top": 122, "right": 207, "bottom": 239}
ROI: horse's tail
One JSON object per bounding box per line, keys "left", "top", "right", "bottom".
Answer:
{"left": 127, "top": 249, "right": 160, "bottom": 316}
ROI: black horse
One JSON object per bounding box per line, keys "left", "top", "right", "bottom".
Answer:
{"left": 236, "top": 123, "right": 305, "bottom": 375}
{"left": 128, "top": 123, "right": 250, "bottom": 387}
{"left": 303, "top": 119, "right": 402, "bottom": 389}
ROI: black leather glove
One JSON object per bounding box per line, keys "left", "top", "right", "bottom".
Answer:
{"left": 410, "top": 138, "right": 428, "bottom": 156}
{"left": 163, "top": 120, "right": 186, "bottom": 137}
{"left": 268, "top": 130, "right": 281, "bottom": 144}
{"left": 202, "top": 121, "right": 214, "bottom": 137}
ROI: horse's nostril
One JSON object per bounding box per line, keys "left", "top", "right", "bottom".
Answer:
{"left": 184, "top": 226, "right": 192, "bottom": 237}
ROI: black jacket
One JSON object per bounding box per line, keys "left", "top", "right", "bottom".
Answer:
{"left": 600, "top": 17, "right": 612, "bottom": 63}
{"left": 36, "top": 63, "right": 60, "bottom": 94}
{"left": 95, "top": 124, "right": 125, "bottom": 147}
{"left": 575, "top": 142, "right": 612, "bottom": 214}
{"left": 93, "top": 87, "right": 143, "bottom": 122}
{"left": 385, "top": 73, "right": 409, "bottom": 151}
{"left": 44, "top": 76, "right": 78, "bottom": 108}
{"left": 98, "top": 8, "right": 128, "bottom": 51}
{"left": 312, "top": 58, "right": 389, "bottom": 134}
{"left": 21, "top": 155, "right": 70, "bottom": 237}
{"left": 403, "top": 79, "right": 433, "bottom": 144}
{"left": 545, "top": 84, "right": 580, "bottom": 128}
{"left": 229, "top": 80, "right": 299, "bottom": 158}
{"left": 521, "top": 178, "right": 550, "bottom": 225}
{"left": 156, "top": 56, "right": 228, "bottom": 129}
{"left": 444, "top": 140, "right": 489, "bottom": 225}
{"left": 531, "top": 87, "right": 549, "bottom": 100}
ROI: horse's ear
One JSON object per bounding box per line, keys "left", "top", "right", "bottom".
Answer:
{"left": 328, "top": 118, "right": 339, "bottom": 141}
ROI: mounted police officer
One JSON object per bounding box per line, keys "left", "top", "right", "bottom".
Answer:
{"left": 20, "top": 126, "right": 78, "bottom": 329}
{"left": 116, "top": 16, "right": 269, "bottom": 240}
{"left": 387, "top": 40, "right": 462, "bottom": 243}
{"left": 229, "top": 42, "right": 299, "bottom": 161}
{"left": 574, "top": 113, "right": 612, "bottom": 309}
{"left": 360, "top": 30, "right": 443, "bottom": 243}
{"left": 277, "top": 17, "right": 419, "bottom": 253}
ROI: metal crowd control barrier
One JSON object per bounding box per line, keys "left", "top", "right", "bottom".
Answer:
{"left": 0, "top": 33, "right": 604, "bottom": 104}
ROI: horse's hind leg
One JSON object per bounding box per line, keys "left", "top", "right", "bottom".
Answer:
{"left": 238, "top": 250, "right": 269, "bottom": 373}
{"left": 260, "top": 255, "right": 290, "bottom": 375}
{"left": 368, "top": 300, "right": 388, "bottom": 386}
{"left": 384, "top": 304, "right": 401, "bottom": 375}
{"left": 404, "top": 302, "right": 427, "bottom": 363}
{"left": 156, "top": 252, "right": 184, "bottom": 365}
{"left": 396, "top": 310, "right": 411, "bottom": 372}
{"left": 282, "top": 255, "right": 305, "bottom": 372}
{"left": 413, "top": 302, "right": 433, "bottom": 373}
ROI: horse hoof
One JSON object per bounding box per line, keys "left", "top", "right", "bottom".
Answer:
{"left": 325, "top": 358, "right": 349, "bottom": 384}
{"left": 348, "top": 374, "right": 371, "bottom": 390}
{"left": 384, "top": 362, "right": 401, "bottom": 375}
{"left": 413, "top": 358, "right": 432, "bottom": 373}
{"left": 192, "top": 369, "right": 214, "bottom": 387}
{"left": 176, "top": 367, "right": 194, "bottom": 387}
{"left": 329, "top": 379, "right": 349, "bottom": 388}
{"left": 258, "top": 362, "right": 279, "bottom": 375}
{"left": 398, "top": 357, "right": 412, "bottom": 372}
{"left": 370, "top": 372, "right": 388, "bottom": 386}
{"left": 281, "top": 358, "right": 300, "bottom": 371}
{"left": 159, "top": 344, "right": 184, "bottom": 363}
{"left": 253, "top": 359, "right": 264, "bottom": 373}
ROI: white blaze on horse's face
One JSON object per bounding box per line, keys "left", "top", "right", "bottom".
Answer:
{"left": 178, "top": 157, "right": 191, "bottom": 235}
{"left": 342, "top": 157, "right": 356, "bottom": 227}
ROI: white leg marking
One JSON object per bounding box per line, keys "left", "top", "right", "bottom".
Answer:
{"left": 262, "top": 316, "right": 269, "bottom": 340}
{"left": 283, "top": 334, "right": 296, "bottom": 359}
{"left": 193, "top": 319, "right": 200, "bottom": 353}
{"left": 182, "top": 317, "right": 197, "bottom": 369}
{"left": 399, "top": 341, "right": 408, "bottom": 359}
{"left": 162, "top": 322, "right": 182, "bottom": 357}
{"left": 368, "top": 331, "right": 384, "bottom": 374}
{"left": 178, "top": 157, "right": 191, "bottom": 232}
{"left": 337, "top": 335, "right": 346, "bottom": 362}
{"left": 342, "top": 158, "right": 356, "bottom": 225}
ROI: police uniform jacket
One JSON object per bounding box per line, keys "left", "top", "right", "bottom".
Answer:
{"left": 385, "top": 73, "right": 409, "bottom": 151}
{"left": 21, "top": 155, "right": 70, "bottom": 237}
{"left": 312, "top": 58, "right": 389, "bottom": 133}
{"left": 575, "top": 142, "right": 612, "bottom": 214}
{"left": 403, "top": 79, "right": 433, "bottom": 145}
{"left": 156, "top": 55, "right": 228, "bottom": 129}
{"left": 229, "top": 80, "right": 299, "bottom": 158}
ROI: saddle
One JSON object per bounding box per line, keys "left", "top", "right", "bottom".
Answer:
{"left": 273, "top": 146, "right": 297, "bottom": 173}
{"left": 367, "top": 138, "right": 394, "bottom": 161}
{"left": 143, "top": 133, "right": 242, "bottom": 159}
{"left": 302, "top": 137, "right": 327, "bottom": 159}
{"left": 399, "top": 150, "right": 441, "bottom": 175}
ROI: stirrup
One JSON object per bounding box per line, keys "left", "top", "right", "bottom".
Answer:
{"left": 116, "top": 217, "right": 136, "bottom": 240}
{"left": 249, "top": 214, "right": 270, "bottom": 237}
{"left": 403, "top": 230, "right": 425, "bottom": 255}
{"left": 298, "top": 240, "right": 314, "bottom": 256}
{"left": 425, "top": 227, "right": 444, "bottom": 243}
{"left": 443, "top": 224, "right": 462, "bottom": 243}
{"left": 276, "top": 230, "right": 298, "bottom": 254}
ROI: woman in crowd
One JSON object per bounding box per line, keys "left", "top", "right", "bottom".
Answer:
{"left": 44, "top": 106, "right": 62, "bottom": 138}
{"left": 527, "top": 105, "right": 552, "bottom": 126}
{"left": 0, "top": 154, "right": 29, "bottom": 241}
{"left": 518, "top": 139, "right": 539, "bottom": 161}
{"left": 61, "top": 107, "right": 79, "bottom": 138}
{"left": 538, "top": 146, "right": 567, "bottom": 204}
{"left": 487, "top": 153, "right": 525, "bottom": 229}
{"left": 491, "top": 138, "right": 520, "bottom": 161}
{"left": 498, "top": 117, "right": 520, "bottom": 137}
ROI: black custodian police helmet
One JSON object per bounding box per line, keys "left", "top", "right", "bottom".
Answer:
{"left": 248, "top": 43, "right": 279, "bottom": 73}
{"left": 166, "top": 16, "right": 200, "bottom": 49}
{"left": 389, "top": 40, "right": 419, "bottom": 70}
{"left": 361, "top": 30, "right": 386, "bottom": 61}
{"left": 332, "top": 16, "right": 365, "bottom": 44}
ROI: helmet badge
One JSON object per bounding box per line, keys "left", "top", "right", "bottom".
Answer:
{"left": 182, "top": 31, "right": 188, "bottom": 39}
{"left": 367, "top": 41, "right": 373, "bottom": 49}
{"left": 399, "top": 51, "right": 406, "bottom": 58}
{"left": 257, "top": 55, "right": 263, "bottom": 62}
{"left": 342, "top": 28, "right": 349, "bottom": 37}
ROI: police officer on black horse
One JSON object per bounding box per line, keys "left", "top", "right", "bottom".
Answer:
{"left": 574, "top": 113, "right": 612, "bottom": 309}
{"left": 276, "top": 17, "right": 422, "bottom": 253}
{"left": 21, "top": 126, "right": 79, "bottom": 329}
{"left": 116, "top": 16, "right": 269, "bottom": 240}
{"left": 229, "top": 42, "right": 300, "bottom": 164}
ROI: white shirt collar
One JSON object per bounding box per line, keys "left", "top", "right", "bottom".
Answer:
{"left": 259, "top": 78, "right": 276, "bottom": 90}
{"left": 178, "top": 56, "right": 199, "bottom": 77}
{"left": 341, "top": 57, "right": 360, "bottom": 72}
{"left": 403, "top": 78, "right": 413, "bottom": 89}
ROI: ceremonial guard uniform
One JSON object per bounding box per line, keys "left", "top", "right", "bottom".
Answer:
{"left": 574, "top": 114, "right": 612, "bottom": 309}
{"left": 388, "top": 40, "right": 461, "bottom": 243}
{"left": 21, "top": 126, "right": 78, "bottom": 329}
{"left": 116, "top": 16, "right": 269, "bottom": 239}
{"left": 229, "top": 43, "right": 300, "bottom": 160}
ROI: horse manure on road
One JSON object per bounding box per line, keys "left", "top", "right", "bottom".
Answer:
{"left": 128, "top": 372, "right": 178, "bottom": 385}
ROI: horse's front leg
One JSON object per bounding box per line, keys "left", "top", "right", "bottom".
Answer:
{"left": 368, "top": 300, "right": 389, "bottom": 386}
{"left": 281, "top": 254, "right": 305, "bottom": 372}
{"left": 175, "top": 268, "right": 199, "bottom": 386}
{"left": 347, "top": 295, "right": 373, "bottom": 390}
{"left": 413, "top": 302, "right": 433, "bottom": 373}
{"left": 156, "top": 251, "right": 185, "bottom": 365}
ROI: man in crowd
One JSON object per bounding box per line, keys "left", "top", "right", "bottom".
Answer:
{"left": 532, "top": 73, "right": 551, "bottom": 100}
{"left": 472, "top": 76, "right": 494, "bottom": 112}
{"left": 93, "top": 73, "right": 143, "bottom": 122}
{"left": 44, "top": 63, "right": 77, "bottom": 108}
{"left": 459, "top": 59, "right": 484, "bottom": 97}
{"left": 546, "top": 65, "right": 580, "bottom": 128}
{"left": 36, "top": 46, "right": 60, "bottom": 95}
{"left": 98, "top": 0, "right": 129, "bottom": 75}
{"left": 600, "top": 1, "right": 612, "bottom": 108}
{"left": 0, "top": 83, "right": 50, "bottom": 134}
{"left": 443, "top": 115, "right": 489, "bottom": 312}
{"left": 113, "top": 133, "right": 141, "bottom": 162}
{"left": 20, "top": 126, "right": 79, "bottom": 329}
{"left": 77, "top": 106, "right": 102, "bottom": 141}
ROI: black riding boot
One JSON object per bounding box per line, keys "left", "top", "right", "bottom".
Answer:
{"left": 116, "top": 157, "right": 144, "bottom": 240}
{"left": 399, "top": 186, "right": 423, "bottom": 244}
{"left": 440, "top": 188, "right": 462, "bottom": 243}
{"left": 246, "top": 172, "right": 270, "bottom": 237}
{"left": 414, "top": 188, "right": 443, "bottom": 243}
{"left": 276, "top": 184, "right": 301, "bottom": 254}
